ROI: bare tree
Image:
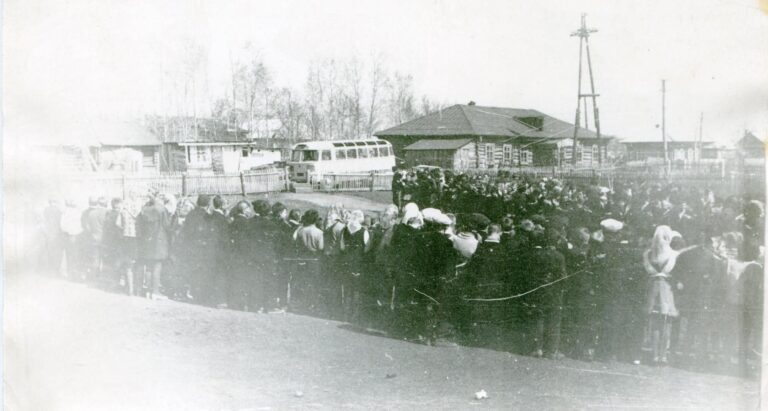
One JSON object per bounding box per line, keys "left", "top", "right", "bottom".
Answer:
{"left": 386, "top": 72, "right": 417, "bottom": 126}
{"left": 366, "top": 55, "right": 388, "bottom": 137}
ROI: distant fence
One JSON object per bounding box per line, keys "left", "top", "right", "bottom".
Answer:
{"left": 60, "top": 170, "right": 289, "bottom": 199}
{"left": 307, "top": 165, "right": 764, "bottom": 196}
{"left": 311, "top": 172, "right": 393, "bottom": 192}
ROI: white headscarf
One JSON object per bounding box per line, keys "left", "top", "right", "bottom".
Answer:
{"left": 401, "top": 202, "right": 423, "bottom": 226}
{"left": 650, "top": 225, "right": 674, "bottom": 263}
{"left": 346, "top": 210, "right": 365, "bottom": 234}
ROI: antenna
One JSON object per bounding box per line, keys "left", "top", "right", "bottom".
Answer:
{"left": 569, "top": 14, "right": 603, "bottom": 167}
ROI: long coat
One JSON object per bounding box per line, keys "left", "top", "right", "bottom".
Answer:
{"left": 136, "top": 203, "right": 171, "bottom": 261}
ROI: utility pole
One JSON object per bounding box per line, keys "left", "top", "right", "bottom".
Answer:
{"left": 698, "top": 112, "right": 704, "bottom": 166}
{"left": 570, "top": 14, "right": 602, "bottom": 167}
{"left": 661, "top": 80, "right": 669, "bottom": 176}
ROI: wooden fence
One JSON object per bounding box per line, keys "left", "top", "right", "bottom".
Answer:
{"left": 311, "top": 172, "right": 394, "bottom": 192}
{"left": 309, "top": 166, "right": 764, "bottom": 196}
{"left": 60, "top": 170, "right": 289, "bottom": 199}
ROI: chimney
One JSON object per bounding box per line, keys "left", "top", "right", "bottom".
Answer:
{"left": 468, "top": 101, "right": 476, "bottom": 106}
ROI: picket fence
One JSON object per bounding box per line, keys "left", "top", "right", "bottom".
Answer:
{"left": 60, "top": 170, "right": 290, "bottom": 199}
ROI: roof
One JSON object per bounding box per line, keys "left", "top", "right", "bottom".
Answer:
{"left": 148, "top": 116, "right": 249, "bottom": 144}
{"left": 375, "top": 104, "right": 600, "bottom": 140}
{"left": 737, "top": 131, "right": 764, "bottom": 149}
{"left": 404, "top": 138, "right": 473, "bottom": 151}
{"left": 97, "top": 121, "right": 161, "bottom": 146}
{"left": 10, "top": 118, "right": 161, "bottom": 147}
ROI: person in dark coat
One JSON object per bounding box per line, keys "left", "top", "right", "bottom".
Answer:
{"left": 339, "top": 210, "right": 370, "bottom": 323}
{"left": 227, "top": 201, "right": 256, "bottom": 310}
{"left": 135, "top": 195, "right": 171, "bottom": 299}
{"left": 102, "top": 198, "right": 126, "bottom": 289}
{"left": 521, "top": 228, "right": 567, "bottom": 359}
{"left": 410, "top": 210, "right": 456, "bottom": 344}
{"left": 465, "top": 224, "right": 511, "bottom": 349}
{"left": 82, "top": 197, "right": 109, "bottom": 279}
{"left": 174, "top": 195, "right": 224, "bottom": 306}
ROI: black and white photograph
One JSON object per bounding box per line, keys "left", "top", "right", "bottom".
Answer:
{"left": 3, "top": 0, "right": 767, "bottom": 409}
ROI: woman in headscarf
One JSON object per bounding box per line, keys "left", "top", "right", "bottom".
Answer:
{"left": 322, "top": 205, "right": 346, "bottom": 319}
{"left": 643, "top": 225, "right": 680, "bottom": 364}
{"left": 339, "top": 210, "right": 370, "bottom": 323}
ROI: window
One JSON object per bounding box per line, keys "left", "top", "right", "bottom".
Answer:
{"left": 347, "top": 148, "right": 357, "bottom": 159}
{"left": 521, "top": 150, "right": 531, "bottom": 164}
{"left": 369, "top": 147, "right": 378, "bottom": 157}
{"left": 503, "top": 144, "right": 513, "bottom": 165}
{"left": 336, "top": 149, "right": 347, "bottom": 160}
{"left": 291, "top": 150, "right": 318, "bottom": 162}
{"left": 563, "top": 146, "right": 572, "bottom": 160}
{"left": 194, "top": 146, "right": 209, "bottom": 163}
{"left": 321, "top": 150, "right": 332, "bottom": 161}
{"left": 378, "top": 146, "right": 389, "bottom": 157}
{"left": 358, "top": 148, "right": 369, "bottom": 158}
{"left": 485, "top": 143, "right": 495, "bottom": 167}
{"left": 242, "top": 147, "right": 250, "bottom": 157}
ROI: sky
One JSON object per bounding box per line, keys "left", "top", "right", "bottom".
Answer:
{"left": 4, "top": 0, "right": 768, "bottom": 145}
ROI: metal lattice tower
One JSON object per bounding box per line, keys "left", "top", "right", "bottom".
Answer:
{"left": 570, "top": 14, "right": 603, "bottom": 167}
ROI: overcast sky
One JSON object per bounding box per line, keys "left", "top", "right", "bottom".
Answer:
{"left": 5, "top": 0, "right": 768, "bottom": 144}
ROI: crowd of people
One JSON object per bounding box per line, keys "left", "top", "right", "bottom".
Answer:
{"left": 37, "top": 170, "right": 764, "bottom": 376}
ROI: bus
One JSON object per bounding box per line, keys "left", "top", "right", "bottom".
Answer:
{"left": 288, "top": 138, "right": 396, "bottom": 182}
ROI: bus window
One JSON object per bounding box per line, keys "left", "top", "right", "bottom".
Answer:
{"left": 378, "top": 146, "right": 389, "bottom": 157}
{"left": 321, "top": 150, "right": 332, "bottom": 161}
{"left": 291, "top": 151, "right": 303, "bottom": 162}
{"left": 336, "top": 149, "right": 346, "bottom": 160}
{"left": 358, "top": 148, "right": 369, "bottom": 158}
{"left": 369, "top": 147, "right": 378, "bottom": 157}
{"left": 347, "top": 149, "right": 357, "bottom": 159}
{"left": 303, "top": 150, "right": 318, "bottom": 161}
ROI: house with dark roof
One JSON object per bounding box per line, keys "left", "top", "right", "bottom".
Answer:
{"left": 375, "top": 103, "right": 612, "bottom": 170}
{"left": 150, "top": 117, "right": 289, "bottom": 173}
{"left": 736, "top": 131, "right": 764, "bottom": 159}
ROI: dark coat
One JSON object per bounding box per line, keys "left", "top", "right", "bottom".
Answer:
{"left": 136, "top": 203, "right": 171, "bottom": 261}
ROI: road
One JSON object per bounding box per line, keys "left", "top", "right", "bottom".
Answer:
{"left": 4, "top": 273, "right": 759, "bottom": 411}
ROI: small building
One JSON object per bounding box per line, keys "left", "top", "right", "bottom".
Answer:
{"left": 375, "top": 103, "right": 612, "bottom": 170}
{"left": 19, "top": 119, "right": 162, "bottom": 173}
{"left": 621, "top": 138, "right": 714, "bottom": 166}
{"left": 735, "top": 131, "right": 764, "bottom": 160}
{"left": 95, "top": 121, "right": 162, "bottom": 173}
{"left": 152, "top": 117, "right": 288, "bottom": 173}
{"left": 403, "top": 138, "right": 475, "bottom": 169}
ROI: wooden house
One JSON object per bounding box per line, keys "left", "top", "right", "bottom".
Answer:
{"left": 152, "top": 117, "right": 288, "bottom": 174}
{"left": 375, "top": 103, "right": 611, "bottom": 170}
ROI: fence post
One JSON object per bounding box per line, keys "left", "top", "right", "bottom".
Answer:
{"left": 121, "top": 173, "right": 127, "bottom": 199}
{"left": 284, "top": 168, "right": 290, "bottom": 191}
{"left": 239, "top": 172, "right": 246, "bottom": 197}
{"left": 182, "top": 172, "right": 188, "bottom": 197}
{"left": 370, "top": 171, "right": 375, "bottom": 191}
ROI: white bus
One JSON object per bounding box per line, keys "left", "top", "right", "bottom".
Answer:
{"left": 288, "top": 138, "right": 396, "bottom": 182}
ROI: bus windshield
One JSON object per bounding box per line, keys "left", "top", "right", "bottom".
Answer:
{"left": 291, "top": 150, "right": 319, "bottom": 162}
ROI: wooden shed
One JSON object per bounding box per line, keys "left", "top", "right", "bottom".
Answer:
{"left": 403, "top": 139, "right": 476, "bottom": 169}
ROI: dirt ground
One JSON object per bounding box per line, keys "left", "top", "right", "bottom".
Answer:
{"left": 4, "top": 272, "right": 759, "bottom": 411}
